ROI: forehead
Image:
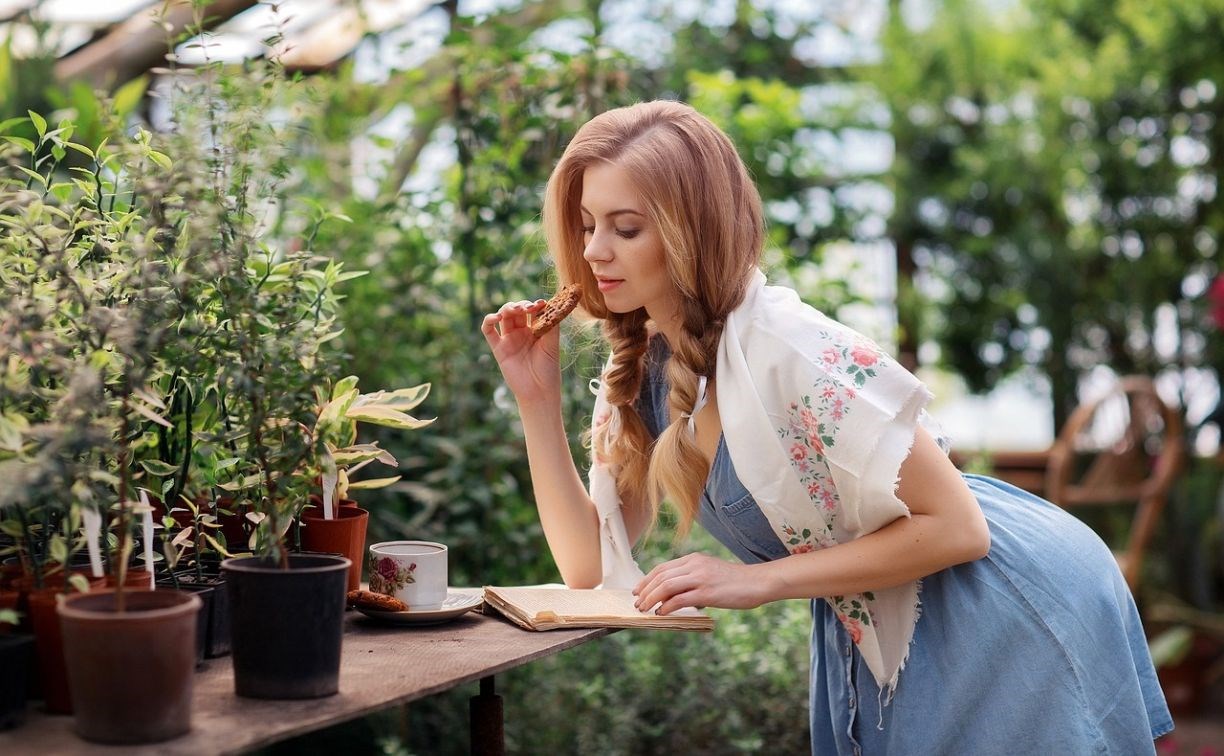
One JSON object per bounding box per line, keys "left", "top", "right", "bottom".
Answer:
{"left": 580, "top": 162, "right": 644, "bottom": 214}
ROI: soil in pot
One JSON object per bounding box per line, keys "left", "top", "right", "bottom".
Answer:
{"left": 58, "top": 589, "right": 201, "bottom": 744}
{"left": 222, "top": 553, "right": 350, "bottom": 699}
{"left": 0, "top": 634, "right": 34, "bottom": 730}
{"left": 298, "top": 507, "right": 369, "bottom": 593}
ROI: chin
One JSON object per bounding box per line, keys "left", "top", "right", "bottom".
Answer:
{"left": 600, "top": 296, "right": 641, "bottom": 316}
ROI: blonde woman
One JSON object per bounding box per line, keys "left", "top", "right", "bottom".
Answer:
{"left": 481, "top": 101, "right": 1171, "bottom": 754}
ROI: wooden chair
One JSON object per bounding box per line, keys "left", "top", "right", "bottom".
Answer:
{"left": 1044, "top": 376, "right": 1185, "bottom": 592}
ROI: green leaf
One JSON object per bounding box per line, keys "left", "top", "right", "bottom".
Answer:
{"left": 357, "top": 383, "right": 432, "bottom": 413}
{"left": 147, "top": 150, "right": 172, "bottom": 169}
{"left": 27, "top": 110, "right": 46, "bottom": 140}
{"left": 49, "top": 535, "right": 68, "bottom": 564}
{"left": 332, "top": 375, "right": 360, "bottom": 400}
{"left": 203, "top": 533, "right": 234, "bottom": 558}
{"left": 50, "top": 143, "right": 65, "bottom": 161}
{"left": 0, "top": 116, "right": 28, "bottom": 134}
{"left": 15, "top": 166, "right": 45, "bottom": 185}
{"left": 63, "top": 141, "right": 94, "bottom": 159}
{"left": 331, "top": 444, "right": 395, "bottom": 466}
{"left": 131, "top": 401, "right": 172, "bottom": 428}
{"left": 113, "top": 76, "right": 148, "bottom": 118}
{"left": 345, "top": 405, "right": 435, "bottom": 430}
{"left": 139, "top": 459, "right": 181, "bottom": 477}
{"left": 3, "top": 135, "right": 35, "bottom": 153}
{"left": 317, "top": 387, "right": 359, "bottom": 430}
{"left": 346, "top": 475, "right": 402, "bottom": 490}
{"left": 68, "top": 574, "right": 91, "bottom": 594}
{"left": 1148, "top": 626, "right": 1193, "bottom": 668}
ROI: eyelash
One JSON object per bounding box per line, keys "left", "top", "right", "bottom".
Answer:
{"left": 581, "top": 226, "right": 640, "bottom": 240}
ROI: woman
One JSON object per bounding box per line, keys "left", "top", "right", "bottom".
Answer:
{"left": 481, "top": 100, "right": 1172, "bottom": 754}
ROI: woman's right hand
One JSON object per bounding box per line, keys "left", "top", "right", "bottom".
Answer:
{"left": 481, "top": 299, "right": 561, "bottom": 407}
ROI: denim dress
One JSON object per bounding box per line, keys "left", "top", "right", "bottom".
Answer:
{"left": 635, "top": 337, "right": 1172, "bottom": 755}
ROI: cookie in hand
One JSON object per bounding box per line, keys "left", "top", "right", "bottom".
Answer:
{"left": 530, "top": 283, "right": 582, "bottom": 337}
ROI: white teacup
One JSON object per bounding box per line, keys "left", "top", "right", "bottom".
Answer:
{"left": 367, "top": 540, "right": 448, "bottom": 611}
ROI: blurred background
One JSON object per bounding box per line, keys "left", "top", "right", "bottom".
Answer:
{"left": 3, "top": 0, "right": 1222, "bottom": 752}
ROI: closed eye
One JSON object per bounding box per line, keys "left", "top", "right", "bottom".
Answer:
{"left": 616, "top": 229, "right": 640, "bottom": 239}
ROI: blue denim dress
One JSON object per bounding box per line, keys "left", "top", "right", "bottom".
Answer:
{"left": 636, "top": 337, "right": 1172, "bottom": 754}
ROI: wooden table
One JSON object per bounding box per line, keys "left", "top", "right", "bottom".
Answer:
{"left": 0, "top": 604, "right": 615, "bottom": 755}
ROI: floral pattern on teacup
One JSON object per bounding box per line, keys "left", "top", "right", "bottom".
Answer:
{"left": 369, "top": 555, "right": 416, "bottom": 595}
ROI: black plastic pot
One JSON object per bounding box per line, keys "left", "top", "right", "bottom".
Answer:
{"left": 222, "top": 554, "right": 350, "bottom": 699}
{"left": 158, "top": 572, "right": 229, "bottom": 660}
{"left": 0, "top": 634, "right": 34, "bottom": 730}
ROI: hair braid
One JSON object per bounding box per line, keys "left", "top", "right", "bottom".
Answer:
{"left": 594, "top": 310, "right": 654, "bottom": 512}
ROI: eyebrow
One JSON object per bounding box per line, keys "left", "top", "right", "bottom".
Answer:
{"left": 579, "top": 206, "right": 644, "bottom": 218}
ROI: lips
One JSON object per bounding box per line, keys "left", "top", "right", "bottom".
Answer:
{"left": 595, "top": 276, "right": 624, "bottom": 293}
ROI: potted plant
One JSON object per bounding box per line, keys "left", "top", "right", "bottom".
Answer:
{"left": 298, "top": 376, "right": 434, "bottom": 591}
{"left": 216, "top": 244, "right": 354, "bottom": 699}
{"left": 193, "top": 74, "right": 364, "bottom": 694}
{"left": 27, "top": 119, "right": 206, "bottom": 743}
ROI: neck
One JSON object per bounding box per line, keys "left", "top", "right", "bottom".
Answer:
{"left": 646, "top": 300, "right": 685, "bottom": 353}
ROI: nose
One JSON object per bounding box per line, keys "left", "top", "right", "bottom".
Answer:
{"left": 582, "top": 229, "right": 612, "bottom": 264}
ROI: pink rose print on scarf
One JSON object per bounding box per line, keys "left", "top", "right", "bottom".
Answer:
{"left": 837, "top": 614, "right": 864, "bottom": 644}
{"left": 850, "top": 344, "right": 878, "bottom": 367}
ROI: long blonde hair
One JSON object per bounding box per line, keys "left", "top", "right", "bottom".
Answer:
{"left": 543, "top": 100, "right": 764, "bottom": 538}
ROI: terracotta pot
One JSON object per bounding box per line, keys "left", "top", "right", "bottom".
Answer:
{"left": 298, "top": 507, "right": 369, "bottom": 593}
{"left": 215, "top": 497, "right": 248, "bottom": 551}
{"left": 103, "top": 567, "right": 156, "bottom": 591}
{"left": 308, "top": 493, "right": 359, "bottom": 509}
{"left": 59, "top": 589, "right": 201, "bottom": 744}
{"left": 222, "top": 554, "right": 350, "bottom": 699}
{"left": 19, "top": 574, "right": 104, "bottom": 715}
{"left": 0, "top": 558, "right": 24, "bottom": 591}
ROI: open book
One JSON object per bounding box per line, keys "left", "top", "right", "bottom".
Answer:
{"left": 483, "top": 586, "right": 714, "bottom": 632}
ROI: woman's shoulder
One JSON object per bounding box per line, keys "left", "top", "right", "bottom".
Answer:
{"left": 738, "top": 284, "right": 885, "bottom": 365}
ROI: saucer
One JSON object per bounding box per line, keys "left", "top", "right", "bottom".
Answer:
{"left": 355, "top": 588, "right": 483, "bottom": 626}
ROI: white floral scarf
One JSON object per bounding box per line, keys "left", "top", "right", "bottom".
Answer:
{"left": 588, "top": 269, "right": 949, "bottom": 698}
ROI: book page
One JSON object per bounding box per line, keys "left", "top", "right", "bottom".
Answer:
{"left": 484, "top": 586, "right": 708, "bottom": 621}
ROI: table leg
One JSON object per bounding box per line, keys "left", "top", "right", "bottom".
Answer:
{"left": 470, "top": 674, "right": 505, "bottom": 756}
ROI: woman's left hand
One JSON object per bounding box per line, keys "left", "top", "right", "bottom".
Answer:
{"left": 632, "top": 553, "right": 769, "bottom": 615}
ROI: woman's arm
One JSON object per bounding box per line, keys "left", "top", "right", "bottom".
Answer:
{"left": 515, "top": 399, "right": 605, "bottom": 588}
{"left": 482, "top": 299, "right": 625, "bottom": 588}
{"left": 633, "top": 426, "right": 991, "bottom": 614}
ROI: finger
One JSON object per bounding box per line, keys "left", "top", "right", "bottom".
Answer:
{"left": 503, "top": 302, "right": 532, "bottom": 332}
{"left": 635, "top": 570, "right": 695, "bottom": 613}
{"left": 657, "top": 589, "right": 703, "bottom": 616}
{"left": 481, "top": 313, "right": 503, "bottom": 349}
{"left": 633, "top": 554, "right": 690, "bottom": 596}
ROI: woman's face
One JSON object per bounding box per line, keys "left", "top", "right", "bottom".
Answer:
{"left": 580, "top": 162, "right": 679, "bottom": 324}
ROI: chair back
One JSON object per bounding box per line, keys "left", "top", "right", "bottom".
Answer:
{"left": 1044, "top": 376, "right": 1184, "bottom": 590}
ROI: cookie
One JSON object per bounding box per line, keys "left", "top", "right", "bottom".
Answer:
{"left": 530, "top": 283, "right": 583, "bottom": 337}
{"left": 347, "top": 589, "right": 409, "bottom": 612}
